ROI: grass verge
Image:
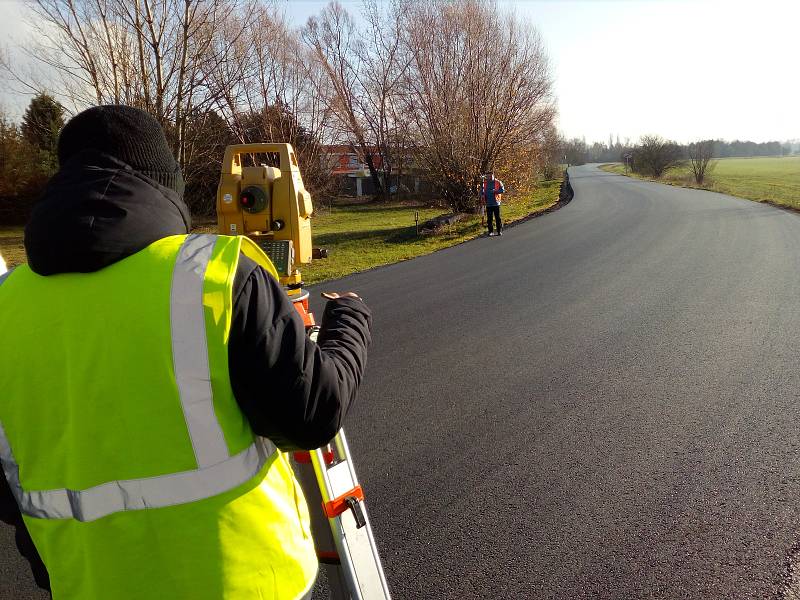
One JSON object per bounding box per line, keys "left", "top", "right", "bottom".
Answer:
{"left": 0, "top": 178, "right": 563, "bottom": 283}
{"left": 599, "top": 157, "right": 800, "bottom": 210}
{"left": 301, "top": 179, "right": 561, "bottom": 284}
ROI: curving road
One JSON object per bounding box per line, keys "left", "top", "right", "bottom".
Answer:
{"left": 4, "top": 164, "right": 800, "bottom": 599}
{"left": 313, "top": 164, "right": 800, "bottom": 599}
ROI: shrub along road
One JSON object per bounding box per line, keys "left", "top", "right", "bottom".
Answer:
{"left": 4, "top": 164, "right": 800, "bottom": 598}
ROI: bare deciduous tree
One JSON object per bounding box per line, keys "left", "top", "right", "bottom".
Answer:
{"left": 0, "top": 0, "right": 332, "bottom": 213}
{"left": 354, "top": 0, "right": 412, "bottom": 199}
{"left": 687, "top": 139, "right": 716, "bottom": 185}
{"left": 303, "top": 1, "right": 410, "bottom": 201}
{"left": 11, "top": 0, "right": 252, "bottom": 176}
{"left": 561, "top": 137, "right": 587, "bottom": 166}
{"left": 207, "top": 3, "right": 335, "bottom": 197}
{"left": 402, "top": 0, "right": 555, "bottom": 212}
{"left": 532, "top": 124, "right": 563, "bottom": 180}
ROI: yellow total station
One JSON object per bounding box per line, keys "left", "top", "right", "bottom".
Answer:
{"left": 217, "top": 143, "right": 314, "bottom": 289}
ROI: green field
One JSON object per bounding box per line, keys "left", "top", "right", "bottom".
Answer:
{"left": 601, "top": 156, "right": 800, "bottom": 210}
{"left": 0, "top": 179, "right": 562, "bottom": 284}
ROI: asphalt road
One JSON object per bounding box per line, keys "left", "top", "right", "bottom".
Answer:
{"left": 4, "top": 164, "right": 800, "bottom": 599}
{"left": 308, "top": 164, "right": 800, "bottom": 599}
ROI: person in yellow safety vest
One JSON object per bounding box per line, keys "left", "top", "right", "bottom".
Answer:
{"left": 0, "top": 106, "right": 373, "bottom": 600}
{"left": 481, "top": 172, "right": 505, "bottom": 237}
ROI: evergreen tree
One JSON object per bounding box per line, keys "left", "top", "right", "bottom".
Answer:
{"left": 21, "top": 93, "right": 65, "bottom": 171}
{"left": 0, "top": 111, "right": 52, "bottom": 222}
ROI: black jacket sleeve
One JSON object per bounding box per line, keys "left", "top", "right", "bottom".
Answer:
{"left": 228, "top": 254, "right": 372, "bottom": 450}
{"left": 1, "top": 473, "right": 50, "bottom": 591}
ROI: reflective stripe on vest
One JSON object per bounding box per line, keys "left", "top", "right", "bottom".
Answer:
{"left": 171, "top": 235, "right": 230, "bottom": 467}
{"left": 0, "top": 235, "right": 275, "bottom": 522}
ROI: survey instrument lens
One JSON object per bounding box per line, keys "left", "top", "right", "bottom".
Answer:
{"left": 240, "top": 186, "right": 267, "bottom": 213}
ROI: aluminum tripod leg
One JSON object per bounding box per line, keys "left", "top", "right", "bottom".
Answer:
{"left": 292, "top": 457, "right": 350, "bottom": 600}
{"left": 292, "top": 430, "right": 391, "bottom": 600}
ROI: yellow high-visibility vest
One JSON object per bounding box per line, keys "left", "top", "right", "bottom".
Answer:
{"left": 0, "top": 234, "right": 317, "bottom": 599}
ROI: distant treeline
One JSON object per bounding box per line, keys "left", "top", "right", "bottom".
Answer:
{"left": 712, "top": 140, "right": 794, "bottom": 158}
{"left": 565, "top": 137, "right": 797, "bottom": 165}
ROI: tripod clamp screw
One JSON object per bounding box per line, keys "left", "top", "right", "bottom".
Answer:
{"left": 323, "top": 484, "right": 367, "bottom": 528}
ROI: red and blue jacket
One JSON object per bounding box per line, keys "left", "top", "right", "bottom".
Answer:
{"left": 481, "top": 178, "right": 505, "bottom": 207}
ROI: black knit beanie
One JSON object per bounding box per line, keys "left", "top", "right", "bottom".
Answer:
{"left": 58, "top": 105, "right": 184, "bottom": 196}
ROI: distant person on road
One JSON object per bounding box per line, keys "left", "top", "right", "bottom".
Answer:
{"left": 0, "top": 105, "right": 372, "bottom": 599}
{"left": 481, "top": 171, "right": 506, "bottom": 236}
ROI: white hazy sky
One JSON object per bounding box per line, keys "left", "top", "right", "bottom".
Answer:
{"left": 1, "top": 0, "right": 798, "bottom": 144}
